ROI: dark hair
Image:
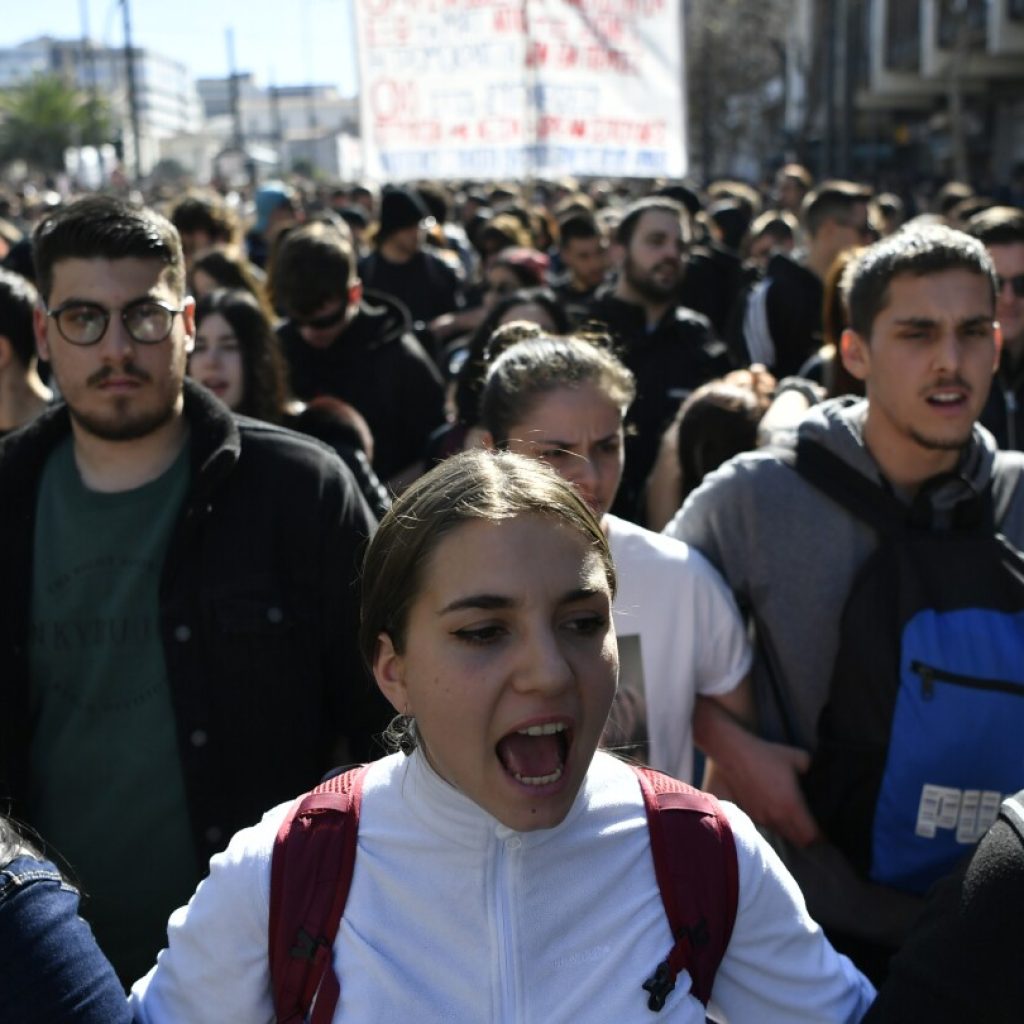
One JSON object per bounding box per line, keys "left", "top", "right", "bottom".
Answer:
{"left": 706, "top": 180, "right": 762, "bottom": 220}
{"left": 359, "top": 448, "right": 615, "bottom": 666}
{"left": 453, "top": 287, "right": 571, "bottom": 426}
{"left": 417, "top": 183, "right": 450, "bottom": 224}
{"left": 842, "top": 224, "right": 996, "bottom": 338}
{"left": 192, "top": 249, "right": 271, "bottom": 315}
{"left": 950, "top": 196, "right": 996, "bottom": 227}
{"left": 873, "top": 193, "right": 905, "bottom": 232}
{"left": 614, "top": 197, "right": 689, "bottom": 248}
{"left": 269, "top": 221, "right": 354, "bottom": 317}
{"left": 480, "top": 334, "right": 635, "bottom": 446}
{"left": 170, "top": 194, "right": 239, "bottom": 246}
{"left": 558, "top": 212, "right": 602, "bottom": 248}
{"left": 33, "top": 195, "right": 185, "bottom": 303}
{"left": 293, "top": 395, "right": 374, "bottom": 462}
{"left": 965, "top": 206, "right": 1024, "bottom": 247}
{"left": 708, "top": 200, "right": 752, "bottom": 252}
{"left": 478, "top": 214, "right": 533, "bottom": 257}
{"left": 744, "top": 210, "right": 798, "bottom": 257}
{"left": 821, "top": 248, "right": 866, "bottom": 398}
{"left": 676, "top": 382, "right": 764, "bottom": 498}
{"left": 777, "top": 163, "right": 813, "bottom": 189}
{"left": 655, "top": 183, "right": 702, "bottom": 218}
{"left": 874, "top": 193, "right": 904, "bottom": 218}
{"left": 193, "top": 288, "right": 289, "bottom": 422}
{"left": 530, "top": 206, "right": 558, "bottom": 251}
{"left": 801, "top": 180, "right": 873, "bottom": 237}
{"left": 935, "top": 181, "right": 974, "bottom": 217}
{"left": 0, "top": 267, "right": 39, "bottom": 367}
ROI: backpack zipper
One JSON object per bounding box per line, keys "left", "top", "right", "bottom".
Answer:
{"left": 911, "top": 660, "right": 1024, "bottom": 700}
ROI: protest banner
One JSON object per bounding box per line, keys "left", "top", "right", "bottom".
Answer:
{"left": 355, "top": 0, "right": 687, "bottom": 180}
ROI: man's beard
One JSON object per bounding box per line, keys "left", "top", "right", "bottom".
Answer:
{"left": 623, "top": 253, "right": 680, "bottom": 303}
{"left": 66, "top": 361, "right": 182, "bottom": 442}
{"left": 69, "top": 396, "right": 179, "bottom": 441}
{"left": 909, "top": 427, "right": 972, "bottom": 453}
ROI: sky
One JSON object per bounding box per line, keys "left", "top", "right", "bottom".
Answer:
{"left": 1, "top": 0, "right": 360, "bottom": 96}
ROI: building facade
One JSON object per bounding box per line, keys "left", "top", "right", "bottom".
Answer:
{"left": 0, "top": 35, "right": 201, "bottom": 176}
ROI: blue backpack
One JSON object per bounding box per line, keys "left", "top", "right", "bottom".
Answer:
{"left": 791, "top": 439, "right": 1024, "bottom": 895}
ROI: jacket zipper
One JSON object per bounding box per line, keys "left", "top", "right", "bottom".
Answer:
{"left": 494, "top": 836, "right": 520, "bottom": 1024}
{"left": 911, "top": 659, "right": 1024, "bottom": 700}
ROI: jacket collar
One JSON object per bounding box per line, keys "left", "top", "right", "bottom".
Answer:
{"left": 0, "top": 377, "right": 240, "bottom": 499}
{"left": 181, "top": 377, "right": 240, "bottom": 491}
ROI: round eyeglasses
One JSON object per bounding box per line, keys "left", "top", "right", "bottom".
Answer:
{"left": 46, "top": 299, "right": 187, "bottom": 346}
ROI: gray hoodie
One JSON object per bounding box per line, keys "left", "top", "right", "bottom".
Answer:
{"left": 665, "top": 397, "right": 1024, "bottom": 943}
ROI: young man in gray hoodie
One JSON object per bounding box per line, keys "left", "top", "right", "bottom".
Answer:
{"left": 666, "top": 224, "right": 1024, "bottom": 980}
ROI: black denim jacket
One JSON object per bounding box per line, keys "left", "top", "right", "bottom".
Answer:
{"left": 0, "top": 380, "right": 387, "bottom": 865}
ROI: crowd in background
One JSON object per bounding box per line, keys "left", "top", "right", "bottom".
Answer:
{"left": 1, "top": 162, "right": 1023, "bottom": 1022}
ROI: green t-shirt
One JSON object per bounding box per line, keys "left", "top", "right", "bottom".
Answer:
{"left": 29, "top": 437, "right": 199, "bottom": 983}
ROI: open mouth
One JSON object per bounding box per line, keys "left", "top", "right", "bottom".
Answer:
{"left": 925, "top": 390, "right": 967, "bottom": 410}
{"left": 495, "top": 721, "right": 572, "bottom": 787}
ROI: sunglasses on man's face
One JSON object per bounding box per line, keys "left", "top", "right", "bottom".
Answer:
{"left": 996, "top": 273, "right": 1024, "bottom": 299}
{"left": 293, "top": 305, "right": 347, "bottom": 330}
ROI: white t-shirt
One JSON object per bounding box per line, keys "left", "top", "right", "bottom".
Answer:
{"left": 606, "top": 514, "right": 751, "bottom": 781}
{"left": 130, "top": 751, "right": 874, "bottom": 1023}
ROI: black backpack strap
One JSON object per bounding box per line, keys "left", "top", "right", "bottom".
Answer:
{"left": 991, "top": 451, "right": 1024, "bottom": 530}
{"left": 787, "top": 438, "right": 908, "bottom": 535}
{"left": 747, "top": 607, "right": 800, "bottom": 747}
{"left": 634, "top": 766, "right": 738, "bottom": 1011}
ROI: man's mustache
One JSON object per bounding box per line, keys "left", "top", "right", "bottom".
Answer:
{"left": 87, "top": 363, "right": 152, "bottom": 387}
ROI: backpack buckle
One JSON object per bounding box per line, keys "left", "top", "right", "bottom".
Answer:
{"left": 642, "top": 959, "right": 676, "bottom": 1012}
{"left": 290, "top": 928, "right": 326, "bottom": 962}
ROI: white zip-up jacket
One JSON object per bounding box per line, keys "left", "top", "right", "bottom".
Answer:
{"left": 131, "top": 751, "right": 874, "bottom": 1023}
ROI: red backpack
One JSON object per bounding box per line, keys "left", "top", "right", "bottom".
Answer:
{"left": 269, "top": 763, "right": 738, "bottom": 1022}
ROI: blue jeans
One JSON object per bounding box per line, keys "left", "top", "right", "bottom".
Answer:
{"left": 0, "top": 855, "right": 131, "bottom": 1022}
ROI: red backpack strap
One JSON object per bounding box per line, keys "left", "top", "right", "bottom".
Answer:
{"left": 633, "top": 765, "right": 739, "bottom": 1011}
{"left": 269, "top": 764, "right": 369, "bottom": 1024}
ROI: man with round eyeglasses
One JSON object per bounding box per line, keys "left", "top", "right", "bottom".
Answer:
{"left": 968, "top": 205, "right": 1024, "bottom": 450}
{"left": 0, "top": 195, "right": 387, "bottom": 984}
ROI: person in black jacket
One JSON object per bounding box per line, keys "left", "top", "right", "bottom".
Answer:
{"left": 272, "top": 221, "right": 446, "bottom": 491}
{"left": 864, "top": 791, "right": 1024, "bottom": 1023}
{"left": 190, "top": 287, "right": 390, "bottom": 520}
{"left": 357, "top": 185, "right": 462, "bottom": 330}
{"left": 0, "top": 195, "right": 388, "bottom": 984}
{"left": 731, "top": 181, "right": 874, "bottom": 376}
{"left": 586, "top": 196, "right": 731, "bottom": 523}
{"left": 968, "top": 206, "right": 1024, "bottom": 449}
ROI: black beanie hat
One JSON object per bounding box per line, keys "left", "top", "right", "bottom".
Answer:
{"left": 378, "top": 187, "right": 430, "bottom": 239}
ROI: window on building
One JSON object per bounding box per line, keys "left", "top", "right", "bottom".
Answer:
{"left": 937, "top": 0, "right": 988, "bottom": 49}
{"left": 886, "top": 0, "right": 921, "bottom": 72}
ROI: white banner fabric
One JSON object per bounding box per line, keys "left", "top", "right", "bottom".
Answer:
{"left": 355, "top": 0, "right": 687, "bottom": 181}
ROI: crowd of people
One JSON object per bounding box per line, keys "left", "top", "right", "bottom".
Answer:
{"left": 0, "top": 163, "right": 1023, "bottom": 1022}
